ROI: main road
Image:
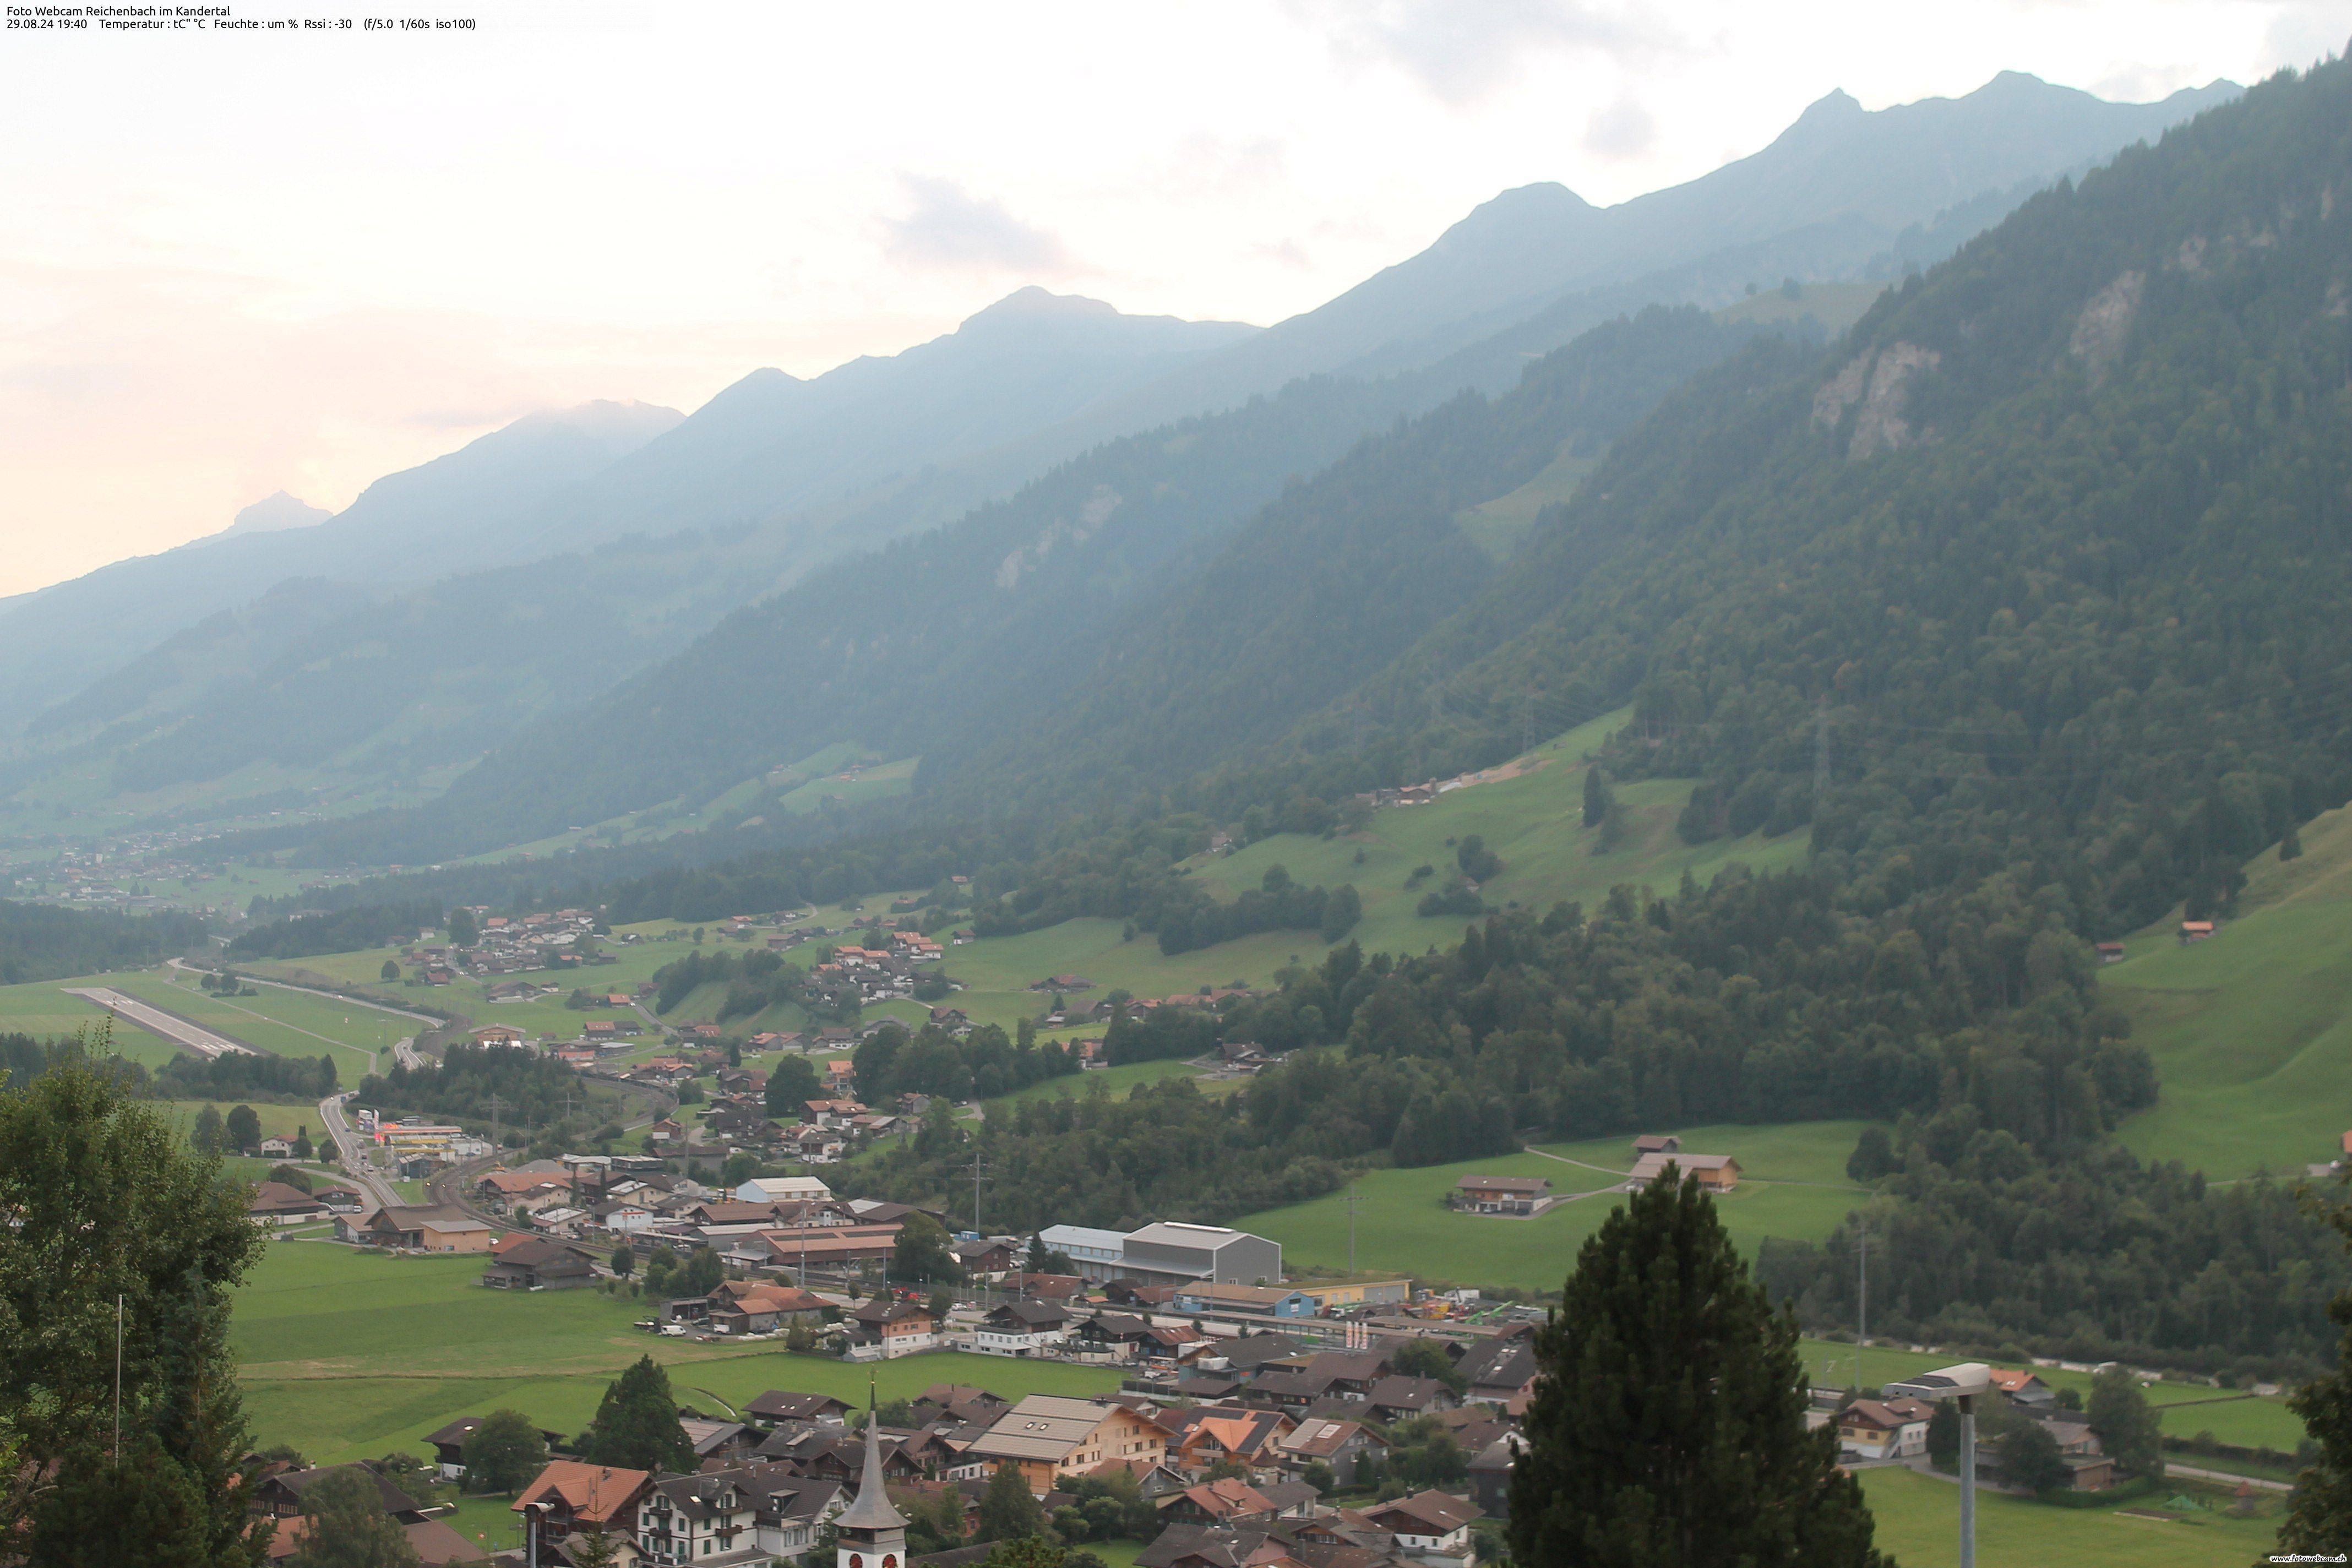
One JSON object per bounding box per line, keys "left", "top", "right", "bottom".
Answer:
{"left": 317, "top": 1090, "right": 402, "bottom": 1211}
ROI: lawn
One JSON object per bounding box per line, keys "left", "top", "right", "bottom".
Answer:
{"left": 991, "top": 1059, "right": 1217, "bottom": 1108}
{"left": 1855, "top": 1464, "right": 2278, "bottom": 1568}
{"left": 234, "top": 1244, "right": 1121, "bottom": 1467}
{"left": 1235, "top": 1121, "right": 1873, "bottom": 1293}
{"left": 0, "top": 971, "right": 182, "bottom": 1064}
{"left": 2107, "top": 804, "right": 2352, "bottom": 1178}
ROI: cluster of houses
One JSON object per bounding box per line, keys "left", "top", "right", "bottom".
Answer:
{"left": 285, "top": 1329, "right": 1536, "bottom": 1566}
{"left": 1842, "top": 1366, "right": 2122, "bottom": 1491}
{"left": 397, "top": 907, "right": 610, "bottom": 986}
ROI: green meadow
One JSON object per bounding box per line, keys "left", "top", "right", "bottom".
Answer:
{"left": 235, "top": 1244, "right": 1120, "bottom": 1467}
{"left": 1855, "top": 1464, "right": 2277, "bottom": 1568}
{"left": 1237, "top": 1120, "right": 1873, "bottom": 1293}
{"left": 2109, "top": 803, "right": 2352, "bottom": 1177}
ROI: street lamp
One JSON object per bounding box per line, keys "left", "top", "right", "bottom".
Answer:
{"left": 1884, "top": 1362, "right": 1991, "bottom": 1568}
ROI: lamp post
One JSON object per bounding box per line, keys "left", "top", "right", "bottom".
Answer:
{"left": 1883, "top": 1362, "right": 1990, "bottom": 1568}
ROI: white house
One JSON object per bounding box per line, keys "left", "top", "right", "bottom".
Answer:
{"left": 738, "top": 1175, "right": 834, "bottom": 1204}
{"left": 975, "top": 1299, "right": 1068, "bottom": 1356}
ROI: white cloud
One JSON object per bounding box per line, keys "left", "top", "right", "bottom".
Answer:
{"left": 879, "top": 176, "right": 1081, "bottom": 275}
{"left": 2257, "top": 2, "right": 2352, "bottom": 72}
{"left": 1583, "top": 97, "right": 1661, "bottom": 158}
{"left": 1284, "top": 0, "right": 1691, "bottom": 104}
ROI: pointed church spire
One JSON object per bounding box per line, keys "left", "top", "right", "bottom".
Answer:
{"left": 837, "top": 1372, "right": 906, "bottom": 1532}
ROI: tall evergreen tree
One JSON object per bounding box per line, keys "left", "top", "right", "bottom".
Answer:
{"left": 583, "top": 1356, "right": 692, "bottom": 1474}
{"left": 1509, "top": 1168, "right": 1886, "bottom": 1568}
{"left": 976, "top": 1461, "right": 1047, "bottom": 1542}
{"left": 1582, "top": 766, "right": 1614, "bottom": 829}
{"left": 2282, "top": 1197, "right": 2352, "bottom": 1552}
{"left": 0, "top": 1047, "right": 268, "bottom": 1564}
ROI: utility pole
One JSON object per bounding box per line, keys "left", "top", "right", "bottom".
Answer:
{"left": 968, "top": 1155, "right": 987, "bottom": 1237}
{"left": 1856, "top": 1225, "right": 1867, "bottom": 1391}
{"left": 486, "top": 1092, "right": 507, "bottom": 1155}
{"left": 1342, "top": 1181, "right": 1364, "bottom": 1280}
{"left": 113, "top": 1294, "right": 123, "bottom": 1467}
{"left": 1814, "top": 693, "right": 1832, "bottom": 801}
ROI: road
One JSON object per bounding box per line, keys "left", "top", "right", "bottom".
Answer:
{"left": 318, "top": 1090, "right": 402, "bottom": 1211}
{"left": 63, "top": 987, "right": 257, "bottom": 1058}
{"left": 393, "top": 1037, "right": 424, "bottom": 1069}
{"left": 168, "top": 957, "right": 442, "bottom": 1025}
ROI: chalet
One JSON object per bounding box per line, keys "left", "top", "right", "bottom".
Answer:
{"left": 977, "top": 1299, "right": 1070, "bottom": 1356}
{"left": 1274, "top": 1417, "right": 1386, "bottom": 1485}
{"left": 746, "top": 1390, "right": 853, "bottom": 1428}
{"left": 1362, "top": 1376, "right": 1457, "bottom": 1422}
{"left": 1454, "top": 1175, "right": 1550, "bottom": 1215}
{"left": 253, "top": 1464, "right": 428, "bottom": 1524}
{"left": 1632, "top": 1134, "right": 1682, "bottom": 1156}
{"left": 258, "top": 1136, "right": 295, "bottom": 1158}
{"left": 637, "top": 1470, "right": 760, "bottom": 1565}
{"left": 1988, "top": 1368, "right": 2057, "bottom": 1409}
{"left": 1133, "top": 1523, "right": 1288, "bottom": 1568}
{"left": 1158, "top": 1477, "right": 1281, "bottom": 1526}
{"left": 482, "top": 1236, "right": 598, "bottom": 1290}
{"left": 1362, "top": 1490, "right": 1479, "bottom": 1555}
{"left": 966, "top": 1396, "right": 1170, "bottom": 1496}
{"left": 1836, "top": 1397, "right": 1932, "bottom": 1460}
{"left": 1239, "top": 1370, "right": 1337, "bottom": 1412}
{"left": 512, "top": 1461, "right": 654, "bottom": 1553}
{"left": 337, "top": 1204, "right": 493, "bottom": 1253}
{"left": 847, "top": 1297, "right": 938, "bottom": 1357}
{"left": 247, "top": 1182, "right": 328, "bottom": 1226}
{"left": 421, "top": 1415, "right": 565, "bottom": 1480}
{"left": 1166, "top": 1407, "right": 1292, "bottom": 1478}
{"left": 705, "top": 1280, "right": 829, "bottom": 1335}
{"left": 2180, "top": 920, "right": 2217, "bottom": 943}
{"left": 954, "top": 1237, "right": 1019, "bottom": 1274}
{"left": 1626, "top": 1152, "right": 1740, "bottom": 1192}
{"left": 2095, "top": 942, "right": 2126, "bottom": 964}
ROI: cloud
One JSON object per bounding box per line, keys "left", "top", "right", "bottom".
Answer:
{"left": 1582, "top": 97, "right": 1659, "bottom": 159}
{"left": 879, "top": 175, "right": 1080, "bottom": 275}
{"left": 2257, "top": 2, "right": 2352, "bottom": 74}
{"left": 1283, "top": 0, "right": 1689, "bottom": 105}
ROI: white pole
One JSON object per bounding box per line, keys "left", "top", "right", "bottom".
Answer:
{"left": 1957, "top": 1393, "right": 1977, "bottom": 1568}
{"left": 113, "top": 1294, "right": 123, "bottom": 1465}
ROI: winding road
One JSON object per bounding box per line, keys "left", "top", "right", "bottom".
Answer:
{"left": 318, "top": 1090, "right": 402, "bottom": 1211}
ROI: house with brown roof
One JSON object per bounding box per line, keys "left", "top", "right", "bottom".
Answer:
{"left": 705, "top": 1280, "right": 829, "bottom": 1335}
{"left": 247, "top": 1181, "right": 329, "bottom": 1226}
{"left": 1158, "top": 1477, "right": 1282, "bottom": 1526}
{"left": 1166, "top": 1406, "right": 1293, "bottom": 1479}
{"left": 1274, "top": 1416, "right": 1386, "bottom": 1485}
{"left": 848, "top": 1297, "right": 938, "bottom": 1357}
{"left": 513, "top": 1460, "right": 654, "bottom": 1549}
{"left": 1836, "top": 1397, "right": 1932, "bottom": 1460}
{"left": 482, "top": 1235, "right": 597, "bottom": 1290}
{"left": 1453, "top": 1175, "right": 1550, "bottom": 1215}
{"left": 1362, "top": 1490, "right": 1479, "bottom": 1555}
{"left": 1625, "top": 1153, "right": 1740, "bottom": 1192}
{"left": 747, "top": 1389, "right": 853, "bottom": 1427}
{"left": 966, "top": 1395, "right": 1169, "bottom": 1497}
{"left": 337, "top": 1204, "right": 493, "bottom": 1252}
{"left": 1632, "top": 1134, "right": 1682, "bottom": 1156}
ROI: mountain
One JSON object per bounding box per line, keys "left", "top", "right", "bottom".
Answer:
{"left": 1057, "top": 73, "right": 2236, "bottom": 437}
{"left": 486, "top": 288, "right": 1260, "bottom": 564}
{"left": 207, "top": 492, "right": 330, "bottom": 542}
{"left": 0, "top": 400, "right": 684, "bottom": 737}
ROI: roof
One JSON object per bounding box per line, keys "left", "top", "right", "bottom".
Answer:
{"left": 1280, "top": 1418, "right": 1374, "bottom": 1458}
{"left": 836, "top": 1404, "right": 908, "bottom": 1531}
{"left": 1126, "top": 1222, "right": 1259, "bottom": 1252}
{"left": 748, "top": 1389, "right": 851, "bottom": 1420}
{"left": 262, "top": 1464, "right": 422, "bottom": 1517}
{"left": 1627, "top": 1152, "right": 1739, "bottom": 1180}
{"left": 1368, "top": 1490, "right": 1479, "bottom": 1533}
{"left": 248, "top": 1182, "right": 326, "bottom": 1213}
{"left": 514, "top": 1461, "right": 652, "bottom": 1526}
{"left": 1986, "top": 1368, "right": 2048, "bottom": 1392}
{"left": 968, "top": 1396, "right": 1132, "bottom": 1463}
{"left": 1134, "top": 1524, "right": 1279, "bottom": 1568}
{"left": 1455, "top": 1176, "right": 1550, "bottom": 1194}
{"left": 1364, "top": 1376, "right": 1449, "bottom": 1411}
{"left": 988, "top": 1299, "right": 1069, "bottom": 1327}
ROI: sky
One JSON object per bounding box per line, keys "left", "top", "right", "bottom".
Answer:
{"left": 1, "top": 0, "right": 2346, "bottom": 598}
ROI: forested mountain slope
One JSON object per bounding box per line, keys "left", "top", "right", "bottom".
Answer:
{"left": 1057, "top": 73, "right": 2233, "bottom": 437}
{"left": 323, "top": 306, "right": 1772, "bottom": 861}
{"left": 1299, "top": 55, "right": 2352, "bottom": 946}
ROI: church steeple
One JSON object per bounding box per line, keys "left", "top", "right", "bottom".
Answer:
{"left": 836, "top": 1379, "right": 906, "bottom": 1568}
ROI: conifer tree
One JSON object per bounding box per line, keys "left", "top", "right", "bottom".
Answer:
{"left": 584, "top": 1356, "right": 692, "bottom": 1474}
{"left": 977, "top": 1461, "right": 1047, "bottom": 1542}
{"left": 284, "top": 1467, "right": 420, "bottom": 1567}
{"left": 1582, "top": 766, "right": 1615, "bottom": 829}
{"left": 1509, "top": 1168, "right": 1887, "bottom": 1568}
{"left": 2282, "top": 1197, "right": 2352, "bottom": 1551}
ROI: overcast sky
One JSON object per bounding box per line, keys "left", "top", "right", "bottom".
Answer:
{"left": 1, "top": 0, "right": 2345, "bottom": 597}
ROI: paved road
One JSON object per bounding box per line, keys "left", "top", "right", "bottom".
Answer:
{"left": 63, "top": 987, "right": 256, "bottom": 1058}
{"left": 2168, "top": 1461, "right": 2293, "bottom": 1493}
{"left": 393, "top": 1037, "right": 424, "bottom": 1069}
{"left": 318, "top": 1091, "right": 401, "bottom": 1211}
{"left": 168, "top": 957, "right": 442, "bottom": 1025}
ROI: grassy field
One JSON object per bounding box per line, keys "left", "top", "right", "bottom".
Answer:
{"left": 1237, "top": 1120, "right": 1873, "bottom": 1293}
{"left": 235, "top": 1244, "right": 1121, "bottom": 1467}
{"left": 2108, "top": 803, "right": 2352, "bottom": 1177}
{"left": 1855, "top": 1464, "right": 2277, "bottom": 1568}
{"left": 1185, "top": 710, "right": 1806, "bottom": 966}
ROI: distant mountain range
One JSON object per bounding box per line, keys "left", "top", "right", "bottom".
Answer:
{"left": 0, "top": 70, "right": 2240, "bottom": 859}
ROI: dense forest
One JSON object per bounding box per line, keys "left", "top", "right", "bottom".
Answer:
{"left": 852, "top": 1021, "right": 1082, "bottom": 1103}
{"left": 0, "top": 899, "right": 206, "bottom": 985}
{"left": 226, "top": 898, "right": 442, "bottom": 959}
{"left": 357, "top": 1042, "right": 609, "bottom": 1132}
{"left": 155, "top": 1051, "right": 338, "bottom": 1103}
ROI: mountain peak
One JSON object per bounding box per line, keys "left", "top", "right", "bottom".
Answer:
{"left": 963, "top": 286, "right": 1123, "bottom": 326}
{"left": 212, "top": 490, "right": 330, "bottom": 542}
